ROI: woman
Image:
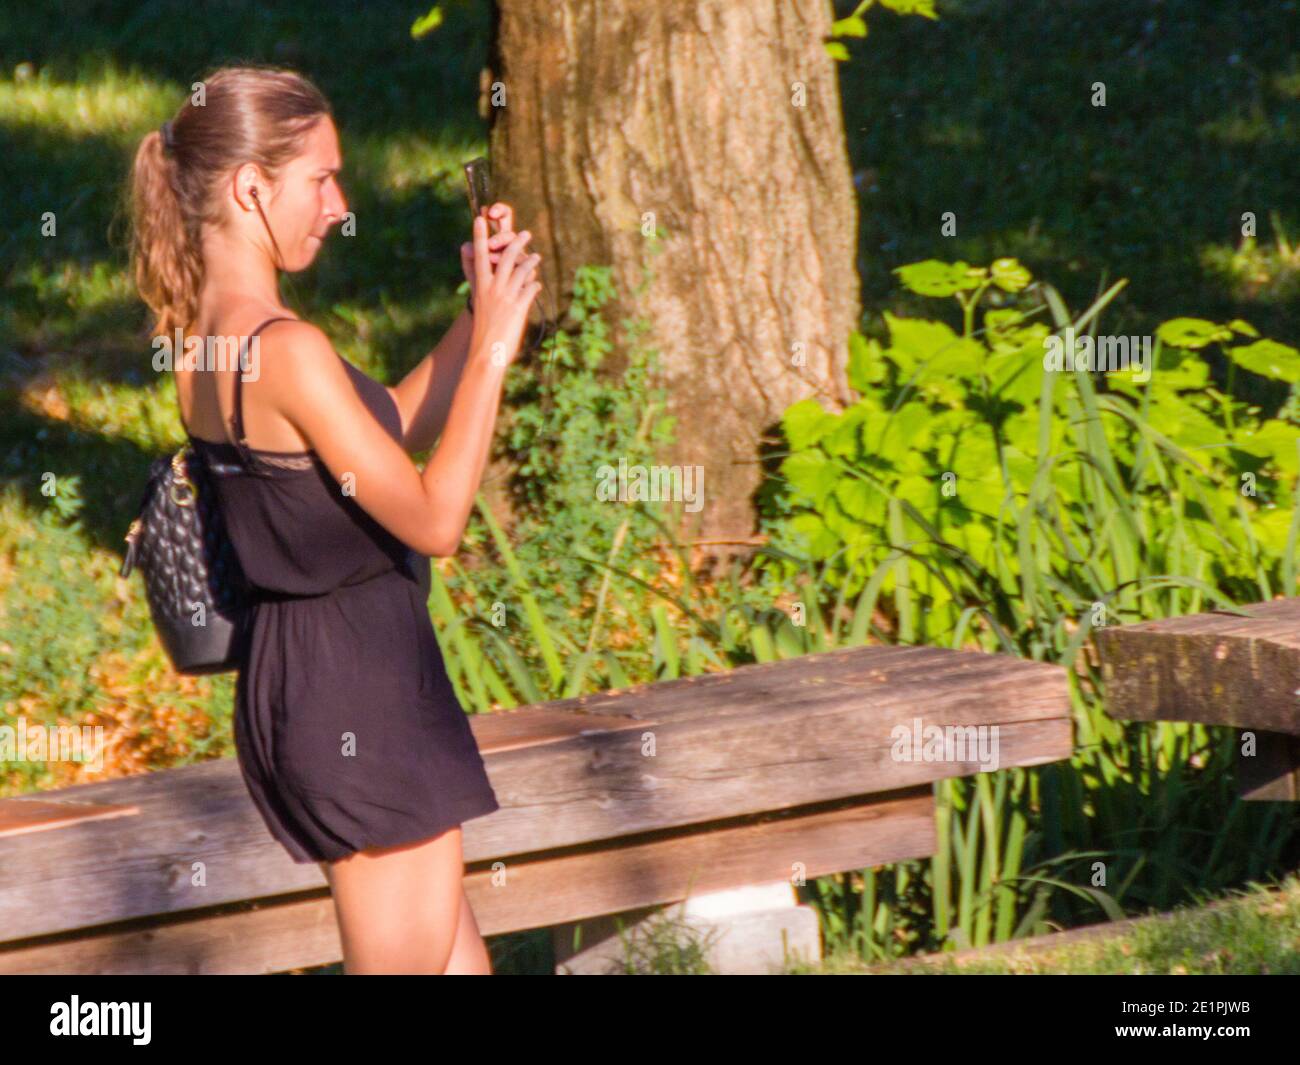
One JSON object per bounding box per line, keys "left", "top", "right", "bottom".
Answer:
{"left": 126, "top": 66, "right": 540, "bottom": 974}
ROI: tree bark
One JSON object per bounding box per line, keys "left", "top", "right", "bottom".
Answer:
{"left": 485, "top": 0, "right": 859, "bottom": 550}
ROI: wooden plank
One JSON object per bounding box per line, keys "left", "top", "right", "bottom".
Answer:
{"left": 0, "top": 645, "right": 1071, "bottom": 941}
{"left": 536, "top": 643, "right": 1069, "bottom": 726}
{"left": 0, "top": 798, "right": 139, "bottom": 838}
{"left": 471, "top": 788, "right": 936, "bottom": 936}
{"left": 1096, "top": 599, "right": 1300, "bottom": 733}
{"left": 471, "top": 707, "right": 651, "bottom": 753}
{"left": 0, "top": 789, "right": 934, "bottom": 974}
{"left": 1237, "top": 729, "right": 1300, "bottom": 801}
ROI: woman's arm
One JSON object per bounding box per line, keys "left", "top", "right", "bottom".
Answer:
{"left": 269, "top": 319, "right": 508, "bottom": 558}
{"left": 265, "top": 220, "right": 539, "bottom": 557}
{"left": 388, "top": 306, "right": 474, "bottom": 454}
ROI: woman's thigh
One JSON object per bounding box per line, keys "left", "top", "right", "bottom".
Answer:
{"left": 323, "top": 826, "right": 466, "bottom": 973}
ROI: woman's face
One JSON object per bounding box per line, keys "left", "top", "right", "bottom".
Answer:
{"left": 246, "top": 114, "right": 347, "bottom": 271}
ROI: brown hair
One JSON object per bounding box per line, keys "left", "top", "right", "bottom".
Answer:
{"left": 127, "top": 65, "right": 332, "bottom": 339}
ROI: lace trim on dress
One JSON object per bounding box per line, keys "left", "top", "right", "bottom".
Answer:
{"left": 249, "top": 452, "right": 318, "bottom": 472}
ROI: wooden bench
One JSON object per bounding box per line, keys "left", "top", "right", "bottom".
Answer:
{"left": 0, "top": 644, "right": 1073, "bottom": 973}
{"left": 1095, "top": 598, "right": 1300, "bottom": 801}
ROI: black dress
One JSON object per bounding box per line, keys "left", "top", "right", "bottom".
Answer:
{"left": 187, "top": 316, "right": 499, "bottom": 864}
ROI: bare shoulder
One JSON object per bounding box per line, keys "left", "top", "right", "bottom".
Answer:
{"left": 252, "top": 320, "right": 340, "bottom": 387}
{"left": 256, "top": 318, "right": 332, "bottom": 358}
{"left": 250, "top": 322, "right": 361, "bottom": 442}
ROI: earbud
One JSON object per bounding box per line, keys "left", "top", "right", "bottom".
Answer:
{"left": 250, "top": 187, "right": 260, "bottom": 199}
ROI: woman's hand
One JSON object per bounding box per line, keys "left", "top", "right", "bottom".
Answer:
{"left": 467, "top": 210, "right": 541, "bottom": 369}
{"left": 460, "top": 202, "right": 517, "bottom": 306}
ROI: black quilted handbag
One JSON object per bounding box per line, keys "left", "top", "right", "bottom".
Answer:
{"left": 118, "top": 446, "right": 252, "bottom": 674}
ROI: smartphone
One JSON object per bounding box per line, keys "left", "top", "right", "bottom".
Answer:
{"left": 463, "top": 156, "right": 545, "bottom": 331}
{"left": 463, "top": 156, "right": 492, "bottom": 225}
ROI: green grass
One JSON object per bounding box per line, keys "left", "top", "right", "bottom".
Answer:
{"left": 846, "top": 872, "right": 1300, "bottom": 974}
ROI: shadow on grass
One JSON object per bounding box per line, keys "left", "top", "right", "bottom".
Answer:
{"left": 0, "top": 386, "right": 161, "bottom": 557}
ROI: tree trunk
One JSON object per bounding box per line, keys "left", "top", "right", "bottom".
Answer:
{"left": 485, "top": 0, "right": 859, "bottom": 550}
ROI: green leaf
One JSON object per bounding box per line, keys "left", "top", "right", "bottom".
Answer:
{"left": 1234, "top": 420, "right": 1300, "bottom": 474}
{"left": 788, "top": 512, "right": 841, "bottom": 558}
{"left": 990, "top": 257, "right": 1032, "bottom": 292}
{"left": 1253, "top": 506, "right": 1295, "bottom": 554}
{"left": 895, "top": 474, "right": 935, "bottom": 509}
{"left": 1148, "top": 402, "right": 1226, "bottom": 450}
{"left": 834, "top": 478, "right": 873, "bottom": 520}
{"left": 1227, "top": 339, "right": 1300, "bottom": 382}
{"left": 879, "top": 0, "right": 938, "bottom": 18}
{"left": 831, "top": 15, "right": 868, "bottom": 37}
{"left": 782, "top": 450, "right": 840, "bottom": 507}
{"left": 951, "top": 430, "right": 998, "bottom": 481}
{"left": 1149, "top": 345, "right": 1210, "bottom": 391}
{"left": 782, "top": 398, "right": 836, "bottom": 450}
{"left": 988, "top": 342, "right": 1048, "bottom": 405}
{"left": 884, "top": 400, "right": 933, "bottom": 455}
{"left": 884, "top": 312, "right": 964, "bottom": 373}
{"left": 824, "top": 40, "right": 851, "bottom": 61}
{"left": 1227, "top": 318, "right": 1260, "bottom": 337}
{"left": 1156, "top": 317, "right": 1231, "bottom": 349}
{"left": 821, "top": 404, "right": 870, "bottom": 458}
{"left": 848, "top": 331, "right": 886, "bottom": 391}
{"left": 410, "top": 5, "right": 444, "bottom": 39}
{"left": 894, "top": 260, "right": 977, "bottom": 297}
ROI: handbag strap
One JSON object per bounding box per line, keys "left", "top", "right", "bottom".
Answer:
{"left": 230, "top": 316, "right": 298, "bottom": 468}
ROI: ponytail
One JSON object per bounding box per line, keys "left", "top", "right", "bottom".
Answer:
{"left": 129, "top": 128, "right": 203, "bottom": 340}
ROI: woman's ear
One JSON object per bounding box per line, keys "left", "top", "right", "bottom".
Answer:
{"left": 233, "top": 163, "right": 271, "bottom": 210}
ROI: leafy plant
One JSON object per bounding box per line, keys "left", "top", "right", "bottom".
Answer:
{"left": 429, "top": 264, "right": 678, "bottom": 704}
{"left": 825, "top": 0, "right": 938, "bottom": 62}
{"left": 753, "top": 259, "right": 1300, "bottom": 957}
{"left": 760, "top": 257, "right": 1300, "bottom": 647}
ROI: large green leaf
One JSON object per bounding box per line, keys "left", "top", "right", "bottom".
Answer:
{"left": 1234, "top": 420, "right": 1300, "bottom": 475}
{"left": 893, "top": 260, "right": 977, "bottom": 297}
{"left": 875, "top": 400, "right": 933, "bottom": 458}
{"left": 821, "top": 404, "right": 871, "bottom": 458}
{"left": 1156, "top": 317, "right": 1232, "bottom": 349}
{"left": 834, "top": 477, "right": 875, "bottom": 520}
{"left": 885, "top": 313, "right": 966, "bottom": 374}
{"left": 988, "top": 343, "right": 1047, "bottom": 405}
{"left": 782, "top": 450, "right": 840, "bottom": 506}
{"left": 1253, "top": 506, "right": 1296, "bottom": 553}
{"left": 1228, "top": 339, "right": 1300, "bottom": 382}
{"left": 788, "top": 512, "right": 840, "bottom": 557}
{"left": 990, "top": 257, "right": 1032, "bottom": 292}
{"left": 782, "top": 398, "right": 836, "bottom": 450}
{"left": 848, "top": 331, "right": 886, "bottom": 391}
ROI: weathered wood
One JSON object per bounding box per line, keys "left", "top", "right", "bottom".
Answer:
{"left": 1237, "top": 730, "right": 1300, "bottom": 801}
{"left": 0, "top": 798, "right": 139, "bottom": 838}
{"left": 0, "top": 645, "right": 1070, "bottom": 942}
{"left": 0, "top": 644, "right": 1073, "bottom": 972}
{"left": 0, "top": 789, "right": 933, "bottom": 974}
{"left": 1095, "top": 599, "right": 1300, "bottom": 733}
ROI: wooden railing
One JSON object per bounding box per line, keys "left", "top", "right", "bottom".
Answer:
{"left": 0, "top": 643, "right": 1074, "bottom": 973}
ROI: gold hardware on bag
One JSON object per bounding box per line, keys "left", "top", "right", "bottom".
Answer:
{"left": 124, "top": 517, "right": 142, "bottom": 544}
{"left": 169, "top": 451, "right": 197, "bottom": 506}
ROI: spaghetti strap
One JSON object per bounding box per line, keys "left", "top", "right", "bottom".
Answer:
{"left": 230, "top": 316, "right": 298, "bottom": 469}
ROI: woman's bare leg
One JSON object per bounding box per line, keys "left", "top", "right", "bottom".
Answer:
{"left": 323, "top": 825, "right": 467, "bottom": 974}
{"left": 442, "top": 884, "right": 493, "bottom": 974}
